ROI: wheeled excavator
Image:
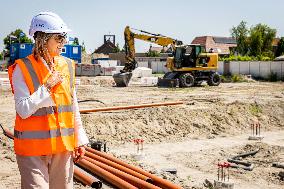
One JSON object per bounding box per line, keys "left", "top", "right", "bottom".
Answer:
{"left": 113, "top": 26, "right": 221, "bottom": 87}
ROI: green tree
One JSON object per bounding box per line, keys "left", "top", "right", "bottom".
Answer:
{"left": 275, "top": 37, "right": 284, "bottom": 57}
{"left": 81, "top": 41, "right": 86, "bottom": 53}
{"left": 248, "top": 24, "right": 276, "bottom": 57}
{"left": 146, "top": 49, "right": 160, "bottom": 57}
{"left": 73, "top": 37, "right": 79, "bottom": 45}
{"left": 0, "top": 52, "right": 3, "bottom": 60}
{"left": 113, "top": 43, "right": 121, "bottom": 53}
{"left": 231, "top": 21, "right": 249, "bottom": 55}
{"left": 249, "top": 28, "right": 263, "bottom": 56}
{"left": 3, "top": 29, "right": 32, "bottom": 50}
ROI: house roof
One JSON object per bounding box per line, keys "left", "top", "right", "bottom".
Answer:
{"left": 191, "top": 36, "right": 237, "bottom": 55}
{"left": 149, "top": 46, "right": 172, "bottom": 53}
{"left": 275, "top": 55, "right": 284, "bottom": 61}
{"left": 213, "top": 37, "right": 236, "bottom": 44}
{"left": 191, "top": 36, "right": 207, "bottom": 45}
{"left": 94, "top": 40, "right": 116, "bottom": 54}
{"left": 150, "top": 46, "right": 163, "bottom": 52}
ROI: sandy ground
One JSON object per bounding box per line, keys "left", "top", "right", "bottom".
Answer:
{"left": 0, "top": 75, "right": 284, "bottom": 188}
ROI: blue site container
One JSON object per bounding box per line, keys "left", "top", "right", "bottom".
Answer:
{"left": 10, "top": 43, "right": 34, "bottom": 63}
{"left": 10, "top": 43, "right": 82, "bottom": 63}
{"left": 61, "top": 45, "right": 82, "bottom": 63}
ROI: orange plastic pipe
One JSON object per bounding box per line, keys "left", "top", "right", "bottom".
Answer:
{"left": 84, "top": 156, "right": 161, "bottom": 189}
{"left": 80, "top": 101, "right": 183, "bottom": 113}
{"left": 85, "top": 151, "right": 151, "bottom": 182}
{"left": 86, "top": 147, "right": 182, "bottom": 189}
{"left": 74, "top": 165, "right": 102, "bottom": 188}
{"left": 78, "top": 159, "right": 138, "bottom": 189}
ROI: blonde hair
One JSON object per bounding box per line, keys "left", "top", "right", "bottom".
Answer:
{"left": 32, "top": 32, "right": 53, "bottom": 67}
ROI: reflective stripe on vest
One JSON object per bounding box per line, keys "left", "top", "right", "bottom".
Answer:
{"left": 21, "top": 57, "right": 74, "bottom": 93}
{"left": 32, "top": 105, "right": 73, "bottom": 116}
{"left": 14, "top": 128, "right": 74, "bottom": 139}
{"left": 22, "top": 58, "right": 41, "bottom": 91}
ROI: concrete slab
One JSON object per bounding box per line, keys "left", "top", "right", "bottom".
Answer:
{"left": 102, "top": 67, "right": 116, "bottom": 76}
{"left": 248, "top": 136, "right": 264, "bottom": 140}
{"left": 214, "top": 180, "right": 234, "bottom": 189}
{"left": 141, "top": 77, "right": 158, "bottom": 86}
{"left": 115, "top": 66, "right": 124, "bottom": 73}
{"left": 97, "top": 60, "right": 117, "bottom": 68}
{"left": 132, "top": 67, "right": 152, "bottom": 78}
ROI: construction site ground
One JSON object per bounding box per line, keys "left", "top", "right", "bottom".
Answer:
{"left": 0, "top": 75, "right": 284, "bottom": 189}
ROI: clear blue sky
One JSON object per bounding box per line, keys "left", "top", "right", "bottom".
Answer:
{"left": 0, "top": 0, "right": 283, "bottom": 53}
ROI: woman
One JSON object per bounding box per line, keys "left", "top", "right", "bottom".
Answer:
{"left": 8, "top": 12, "right": 89, "bottom": 188}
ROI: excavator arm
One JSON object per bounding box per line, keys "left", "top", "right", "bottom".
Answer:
{"left": 113, "top": 26, "right": 182, "bottom": 87}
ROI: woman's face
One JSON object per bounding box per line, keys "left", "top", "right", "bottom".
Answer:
{"left": 46, "top": 34, "right": 66, "bottom": 57}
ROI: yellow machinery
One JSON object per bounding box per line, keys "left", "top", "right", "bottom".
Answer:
{"left": 113, "top": 26, "right": 221, "bottom": 87}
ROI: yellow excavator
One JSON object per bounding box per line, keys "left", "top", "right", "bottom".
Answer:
{"left": 113, "top": 26, "right": 221, "bottom": 87}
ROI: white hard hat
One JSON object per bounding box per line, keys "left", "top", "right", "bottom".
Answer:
{"left": 29, "top": 11, "right": 71, "bottom": 37}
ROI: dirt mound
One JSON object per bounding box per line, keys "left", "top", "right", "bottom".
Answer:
{"left": 82, "top": 100, "right": 284, "bottom": 145}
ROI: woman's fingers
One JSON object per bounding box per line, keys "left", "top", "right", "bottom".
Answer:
{"left": 46, "top": 71, "right": 63, "bottom": 89}
{"left": 73, "top": 147, "right": 86, "bottom": 163}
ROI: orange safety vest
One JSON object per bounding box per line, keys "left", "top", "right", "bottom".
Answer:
{"left": 8, "top": 54, "right": 77, "bottom": 156}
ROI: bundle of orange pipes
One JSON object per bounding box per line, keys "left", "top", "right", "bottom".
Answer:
{"left": 1, "top": 125, "right": 182, "bottom": 189}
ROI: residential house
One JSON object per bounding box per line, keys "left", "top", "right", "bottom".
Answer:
{"left": 191, "top": 36, "right": 237, "bottom": 56}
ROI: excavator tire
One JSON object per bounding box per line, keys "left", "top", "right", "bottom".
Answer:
{"left": 207, "top": 72, "right": 221, "bottom": 86}
{"left": 179, "top": 73, "right": 195, "bottom": 87}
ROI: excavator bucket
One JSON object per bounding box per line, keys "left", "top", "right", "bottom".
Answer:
{"left": 157, "top": 72, "right": 179, "bottom": 88}
{"left": 113, "top": 72, "right": 133, "bottom": 87}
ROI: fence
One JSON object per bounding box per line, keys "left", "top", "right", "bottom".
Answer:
{"left": 137, "top": 61, "right": 168, "bottom": 73}
{"left": 137, "top": 60, "right": 284, "bottom": 79}
{"left": 218, "top": 61, "right": 284, "bottom": 79}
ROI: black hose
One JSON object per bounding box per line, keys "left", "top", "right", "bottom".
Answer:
{"left": 231, "top": 149, "right": 259, "bottom": 160}
{"left": 227, "top": 159, "right": 254, "bottom": 171}
{"left": 227, "top": 149, "right": 259, "bottom": 171}
{"left": 78, "top": 99, "right": 105, "bottom": 105}
{"left": 272, "top": 162, "right": 284, "bottom": 169}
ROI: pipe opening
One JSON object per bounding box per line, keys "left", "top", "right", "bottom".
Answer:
{"left": 91, "top": 181, "right": 103, "bottom": 189}
{"left": 146, "top": 178, "right": 153, "bottom": 184}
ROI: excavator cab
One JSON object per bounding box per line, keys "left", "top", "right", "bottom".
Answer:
{"left": 173, "top": 47, "right": 185, "bottom": 68}
{"left": 173, "top": 45, "right": 205, "bottom": 68}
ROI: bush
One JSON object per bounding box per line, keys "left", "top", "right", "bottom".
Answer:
{"left": 232, "top": 74, "right": 244, "bottom": 82}
{"left": 220, "top": 75, "right": 229, "bottom": 82}
{"left": 146, "top": 51, "right": 160, "bottom": 57}
{"left": 219, "top": 55, "right": 272, "bottom": 61}
{"left": 220, "top": 74, "right": 250, "bottom": 83}
{"left": 249, "top": 103, "right": 262, "bottom": 116}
